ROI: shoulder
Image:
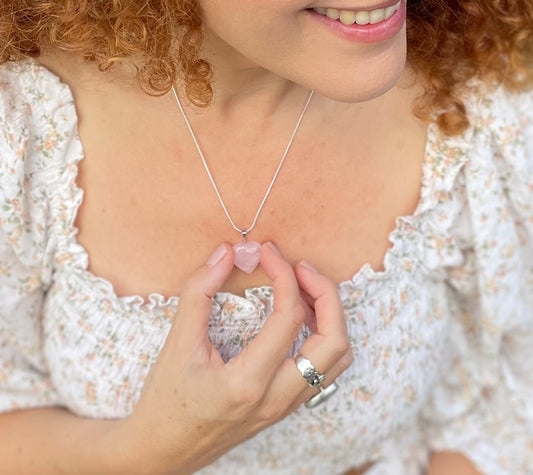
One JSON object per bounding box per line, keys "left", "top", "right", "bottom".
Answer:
{"left": 0, "top": 58, "right": 74, "bottom": 118}
{"left": 0, "top": 58, "right": 83, "bottom": 273}
{"left": 0, "top": 57, "right": 79, "bottom": 169}
{"left": 438, "top": 82, "right": 533, "bottom": 338}
{"left": 454, "top": 81, "right": 533, "bottom": 187}
{"left": 0, "top": 57, "right": 82, "bottom": 178}
{"left": 467, "top": 81, "right": 533, "bottom": 148}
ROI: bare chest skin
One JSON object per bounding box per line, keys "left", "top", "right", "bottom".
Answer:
{"left": 44, "top": 59, "right": 428, "bottom": 298}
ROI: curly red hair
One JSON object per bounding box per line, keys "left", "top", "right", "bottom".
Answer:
{"left": 1, "top": 0, "right": 532, "bottom": 134}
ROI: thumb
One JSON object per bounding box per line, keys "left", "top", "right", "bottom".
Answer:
{"left": 170, "top": 243, "right": 235, "bottom": 346}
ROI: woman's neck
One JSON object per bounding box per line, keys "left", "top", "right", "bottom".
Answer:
{"left": 192, "top": 30, "right": 311, "bottom": 121}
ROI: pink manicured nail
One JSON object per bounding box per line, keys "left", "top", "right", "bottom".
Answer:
{"left": 207, "top": 244, "right": 228, "bottom": 267}
{"left": 265, "top": 241, "right": 281, "bottom": 255}
{"left": 299, "top": 260, "right": 318, "bottom": 273}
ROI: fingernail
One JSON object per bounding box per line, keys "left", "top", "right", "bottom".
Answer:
{"left": 207, "top": 244, "right": 228, "bottom": 267}
{"left": 265, "top": 241, "right": 281, "bottom": 255}
{"left": 299, "top": 260, "right": 318, "bottom": 273}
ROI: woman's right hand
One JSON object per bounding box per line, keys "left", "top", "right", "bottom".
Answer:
{"left": 116, "top": 242, "right": 352, "bottom": 475}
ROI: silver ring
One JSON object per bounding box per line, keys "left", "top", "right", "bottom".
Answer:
{"left": 304, "top": 382, "right": 339, "bottom": 408}
{"left": 295, "top": 354, "right": 326, "bottom": 387}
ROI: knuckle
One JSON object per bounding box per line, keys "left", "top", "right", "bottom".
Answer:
{"left": 341, "top": 349, "right": 354, "bottom": 369}
{"left": 324, "top": 279, "right": 339, "bottom": 294}
{"left": 331, "top": 338, "right": 350, "bottom": 361}
{"left": 317, "top": 276, "right": 339, "bottom": 297}
{"left": 181, "top": 276, "right": 204, "bottom": 298}
{"left": 180, "top": 280, "right": 214, "bottom": 309}
{"left": 339, "top": 337, "right": 351, "bottom": 355}
{"left": 292, "top": 304, "right": 306, "bottom": 326}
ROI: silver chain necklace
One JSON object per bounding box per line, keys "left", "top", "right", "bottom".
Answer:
{"left": 171, "top": 87, "right": 314, "bottom": 273}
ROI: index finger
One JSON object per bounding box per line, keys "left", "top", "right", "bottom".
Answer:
{"left": 294, "top": 261, "right": 346, "bottom": 339}
{"left": 169, "top": 243, "right": 235, "bottom": 349}
{"left": 229, "top": 242, "right": 304, "bottom": 377}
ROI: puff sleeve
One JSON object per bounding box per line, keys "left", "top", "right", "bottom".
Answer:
{"left": 0, "top": 61, "right": 73, "bottom": 412}
{"left": 422, "top": 85, "right": 533, "bottom": 474}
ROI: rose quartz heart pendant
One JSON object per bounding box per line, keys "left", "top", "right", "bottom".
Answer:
{"left": 232, "top": 241, "right": 262, "bottom": 274}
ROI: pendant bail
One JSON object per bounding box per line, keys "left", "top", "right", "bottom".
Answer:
{"left": 241, "top": 231, "right": 248, "bottom": 243}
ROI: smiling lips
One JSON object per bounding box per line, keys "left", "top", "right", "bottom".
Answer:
{"left": 312, "top": 0, "right": 401, "bottom": 26}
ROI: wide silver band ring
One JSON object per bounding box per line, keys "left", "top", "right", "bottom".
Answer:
{"left": 295, "top": 354, "right": 326, "bottom": 387}
{"left": 304, "top": 382, "right": 339, "bottom": 408}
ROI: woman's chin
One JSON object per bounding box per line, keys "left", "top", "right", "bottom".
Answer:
{"left": 293, "top": 41, "right": 408, "bottom": 104}
{"left": 313, "top": 66, "right": 406, "bottom": 104}
{"left": 323, "top": 79, "right": 403, "bottom": 104}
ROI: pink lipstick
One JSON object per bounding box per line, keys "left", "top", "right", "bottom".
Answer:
{"left": 306, "top": 0, "right": 406, "bottom": 44}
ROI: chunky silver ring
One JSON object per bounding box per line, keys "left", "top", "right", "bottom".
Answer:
{"left": 295, "top": 354, "right": 326, "bottom": 387}
{"left": 304, "top": 382, "right": 339, "bottom": 408}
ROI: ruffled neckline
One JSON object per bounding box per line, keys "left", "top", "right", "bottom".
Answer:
{"left": 22, "top": 59, "right": 473, "bottom": 311}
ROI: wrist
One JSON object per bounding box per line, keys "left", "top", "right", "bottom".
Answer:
{"left": 109, "top": 414, "right": 193, "bottom": 475}
{"left": 72, "top": 417, "right": 141, "bottom": 475}
{"left": 106, "top": 417, "right": 161, "bottom": 475}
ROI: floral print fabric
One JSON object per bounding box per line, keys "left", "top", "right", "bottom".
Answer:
{"left": 0, "top": 61, "right": 532, "bottom": 475}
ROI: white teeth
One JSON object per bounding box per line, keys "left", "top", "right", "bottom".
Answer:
{"left": 384, "top": 5, "right": 395, "bottom": 19}
{"left": 326, "top": 8, "right": 340, "bottom": 19}
{"left": 313, "top": 1, "right": 401, "bottom": 26}
{"left": 339, "top": 10, "right": 357, "bottom": 25}
{"left": 355, "top": 11, "right": 370, "bottom": 25}
{"left": 369, "top": 8, "right": 385, "bottom": 23}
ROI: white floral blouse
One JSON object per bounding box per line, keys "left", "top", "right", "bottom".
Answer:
{"left": 0, "top": 60, "right": 532, "bottom": 475}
